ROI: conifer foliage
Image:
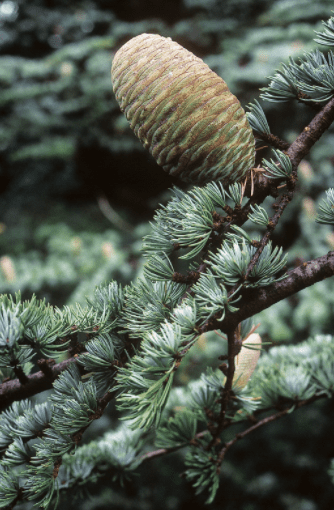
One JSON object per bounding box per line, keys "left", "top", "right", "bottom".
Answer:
{"left": 2, "top": 13, "right": 334, "bottom": 509}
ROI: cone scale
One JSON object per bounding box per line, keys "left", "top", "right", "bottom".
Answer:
{"left": 233, "top": 333, "right": 262, "bottom": 389}
{"left": 111, "top": 33, "right": 255, "bottom": 185}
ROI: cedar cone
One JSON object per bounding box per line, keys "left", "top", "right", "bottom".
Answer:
{"left": 111, "top": 33, "right": 255, "bottom": 185}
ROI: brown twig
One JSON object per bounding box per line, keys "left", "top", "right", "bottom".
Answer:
{"left": 200, "top": 251, "right": 334, "bottom": 334}
{"left": 248, "top": 95, "right": 334, "bottom": 195}
{"left": 173, "top": 271, "right": 200, "bottom": 285}
{"left": 139, "top": 393, "right": 327, "bottom": 473}
{"left": 207, "top": 327, "right": 241, "bottom": 449}
{"left": 139, "top": 430, "right": 209, "bottom": 464}
{"left": 257, "top": 132, "right": 290, "bottom": 151}
{"left": 216, "top": 392, "right": 326, "bottom": 467}
{"left": 0, "top": 329, "right": 139, "bottom": 411}
{"left": 287, "top": 95, "right": 334, "bottom": 168}
{"left": 36, "top": 358, "right": 56, "bottom": 379}
{"left": 12, "top": 365, "right": 29, "bottom": 385}
{"left": 0, "top": 356, "right": 81, "bottom": 411}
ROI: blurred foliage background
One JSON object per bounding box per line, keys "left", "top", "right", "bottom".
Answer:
{"left": 1, "top": 0, "right": 334, "bottom": 508}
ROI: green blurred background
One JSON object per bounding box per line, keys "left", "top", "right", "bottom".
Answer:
{"left": 1, "top": 0, "right": 334, "bottom": 508}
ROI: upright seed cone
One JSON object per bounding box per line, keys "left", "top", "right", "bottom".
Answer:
{"left": 233, "top": 333, "right": 262, "bottom": 389}
{"left": 111, "top": 33, "right": 255, "bottom": 185}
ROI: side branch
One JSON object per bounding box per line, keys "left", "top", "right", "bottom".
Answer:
{"left": 287, "top": 95, "right": 334, "bottom": 168}
{"left": 216, "top": 392, "right": 326, "bottom": 466}
{"left": 139, "top": 395, "right": 327, "bottom": 470}
{"left": 253, "top": 95, "right": 334, "bottom": 193}
{"left": 207, "top": 328, "right": 241, "bottom": 448}
{"left": 256, "top": 132, "right": 290, "bottom": 151}
{"left": 4, "top": 252, "right": 332, "bottom": 409}
{"left": 0, "top": 356, "right": 80, "bottom": 411}
{"left": 203, "top": 251, "right": 334, "bottom": 333}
